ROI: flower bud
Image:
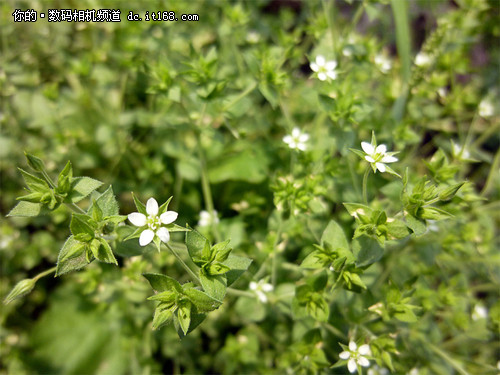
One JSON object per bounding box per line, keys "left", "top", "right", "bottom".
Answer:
{"left": 24, "top": 152, "right": 45, "bottom": 172}
{"left": 4, "top": 278, "right": 37, "bottom": 304}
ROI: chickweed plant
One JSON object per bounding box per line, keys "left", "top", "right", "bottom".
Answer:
{"left": 1, "top": 0, "right": 499, "bottom": 374}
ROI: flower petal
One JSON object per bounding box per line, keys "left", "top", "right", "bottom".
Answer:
{"left": 361, "top": 142, "right": 375, "bottom": 155}
{"left": 316, "top": 55, "right": 325, "bottom": 66}
{"left": 358, "top": 344, "right": 371, "bottom": 355}
{"left": 347, "top": 358, "right": 357, "bottom": 373}
{"left": 297, "top": 143, "right": 307, "bottom": 151}
{"left": 376, "top": 162, "right": 386, "bottom": 172}
{"left": 327, "top": 71, "right": 337, "bottom": 80}
{"left": 365, "top": 156, "right": 375, "bottom": 163}
{"left": 139, "top": 229, "right": 155, "bottom": 246}
{"left": 128, "top": 212, "right": 147, "bottom": 227}
{"left": 292, "top": 128, "right": 301, "bottom": 137}
{"left": 299, "top": 133, "right": 310, "bottom": 142}
{"left": 326, "top": 60, "right": 337, "bottom": 70}
{"left": 349, "top": 341, "right": 357, "bottom": 351}
{"left": 262, "top": 283, "right": 274, "bottom": 292}
{"left": 156, "top": 227, "right": 170, "bottom": 243}
{"left": 358, "top": 357, "right": 370, "bottom": 367}
{"left": 310, "top": 62, "right": 319, "bottom": 72}
{"left": 160, "top": 211, "right": 178, "bottom": 225}
{"left": 318, "top": 72, "right": 327, "bottom": 81}
{"left": 146, "top": 198, "right": 159, "bottom": 216}
{"left": 375, "top": 144, "right": 387, "bottom": 154}
{"left": 381, "top": 155, "right": 398, "bottom": 163}
{"left": 257, "top": 291, "right": 268, "bottom": 303}
{"left": 283, "top": 135, "right": 292, "bottom": 144}
{"left": 249, "top": 281, "right": 258, "bottom": 290}
{"left": 339, "top": 351, "right": 351, "bottom": 360}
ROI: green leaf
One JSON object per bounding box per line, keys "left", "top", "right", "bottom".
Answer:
{"left": 343, "top": 203, "right": 373, "bottom": 218}
{"left": 93, "top": 238, "right": 118, "bottom": 265}
{"left": 24, "top": 152, "right": 45, "bottom": 172}
{"left": 321, "top": 220, "right": 349, "bottom": 251}
{"left": 199, "top": 273, "right": 227, "bottom": 301}
{"left": 307, "top": 295, "right": 330, "bottom": 322}
{"left": 69, "top": 177, "right": 103, "bottom": 203}
{"left": 212, "top": 239, "right": 232, "bottom": 262}
{"left": 93, "top": 186, "right": 119, "bottom": 217}
{"left": 152, "top": 307, "right": 174, "bottom": 330}
{"left": 70, "top": 214, "right": 95, "bottom": 238}
{"left": 3, "top": 278, "right": 37, "bottom": 304}
{"left": 387, "top": 220, "right": 410, "bottom": 239}
{"left": 19, "top": 168, "right": 49, "bottom": 192}
{"left": 222, "top": 255, "right": 253, "bottom": 286}
{"left": 183, "top": 286, "right": 222, "bottom": 311}
{"left": 174, "top": 313, "right": 207, "bottom": 338}
{"left": 405, "top": 214, "right": 427, "bottom": 236}
{"left": 114, "top": 226, "right": 151, "bottom": 257}
{"left": 307, "top": 270, "right": 328, "bottom": 292}
{"left": 177, "top": 301, "right": 192, "bottom": 335}
{"left": 352, "top": 236, "right": 384, "bottom": 268}
{"left": 205, "top": 262, "right": 231, "bottom": 276}
{"left": 56, "top": 236, "right": 89, "bottom": 276}
{"left": 300, "top": 251, "right": 326, "bottom": 269}
{"left": 420, "top": 207, "right": 453, "bottom": 220}
{"left": 318, "top": 94, "right": 337, "bottom": 113}
{"left": 185, "top": 228, "right": 209, "bottom": 264}
{"left": 143, "top": 273, "right": 182, "bottom": 293}
{"left": 208, "top": 147, "right": 268, "bottom": 184}
{"left": 7, "top": 201, "right": 44, "bottom": 217}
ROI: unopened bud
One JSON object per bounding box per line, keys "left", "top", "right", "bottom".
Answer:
{"left": 4, "top": 278, "right": 37, "bottom": 304}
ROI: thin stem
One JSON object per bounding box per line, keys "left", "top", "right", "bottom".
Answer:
{"left": 67, "top": 202, "right": 87, "bottom": 215}
{"left": 271, "top": 214, "right": 283, "bottom": 288}
{"left": 34, "top": 266, "right": 57, "bottom": 281}
{"left": 165, "top": 243, "right": 200, "bottom": 285}
{"left": 362, "top": 166, "right": 370, "bottom": 204}
{"left": 226, "top": 288, "right": 255, "bottom": 298}
{"left": 322, "top": 322, "right": 348, "bottom": 341}
{"left": 428, "top": 343, "right": 471, "bottom": 375}
{"left": 41, "top": 170, "right": 56, "bottom": 189}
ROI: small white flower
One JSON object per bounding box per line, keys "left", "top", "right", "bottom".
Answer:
{"left": 374, "top": 54, "right": 392, "bottom": 73}
{"left": 408, "top": 368, "right": 420, "bottom": 375}
{"left": 249, "top": 280, "right": 273, "bottom": 303}
{"left": 310, "top": 55, "right": 338, "bottom": 81}
{"left": 472, "top": 304, "right": 488, "bottom": 320}
{"left": 246, "top": 30, "right": 260, "bottom": 44}
{"left": 198, "top": 210, "right": 219, "bottom": 227}
{"left": 339, "top": 341, "right": 371, "bottom": 373}
{"left": 415, "top": 52, "right": 432, "bottom": 67}
{"left": 361, "top": 141, "right": 398, "bottom": 173}
{"left": 452, "top": 142, "right": 471, "bottom": 160}
{"left": 479, "top": 99, "right": 494, "bottom": 118}
{"left": 343, "top": 46, "right": 353, "bottom": 57}
{"left": 128, "top": 198, "right": 178, "bottom": 246}
{"left": 437, "top": 87, "right": 448, "bottom": 98}
{"left": 283, "top": 127, "right": 309, "bottom": 151}
{"left": 368, "top": 366, "right": 389, "bottom": 375}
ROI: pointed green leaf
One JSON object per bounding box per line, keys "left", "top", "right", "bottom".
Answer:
{"left": 19, "top": 168, "right": 49, "bottom": 192}
{"left": 222, "top": 255, "right": 252, "bottom": 286}
{"left": 68, "top": 177, "right": 103, "bottom": 203}
{"left": 56, "top": 236, "right": 89, "bottom": 276}
{"left": 183, "top": 286, "right": 222, "bottom": 311}
{"left": 321, "top": 220, "right": 349, "bottom": 251}
{"left": 405, "top": 214, "right": 427, "bottom": 236}
{"left": 94, "top": 238, "right": 118, "bottom": 265}
{"left": 199, "top": 274, "right": 227, "bottom": 301}
{"left": 213, "top": 239, "right": 232, "bottom": 262}
{"left": 92, "top": 186, "right": 119, "bottom": 217}
{"left": 143, "top": 273, "right": 182, "bottom": 293}
{"left": 7, "top": 201, "right": 44, "bottom": 217}
{"left": 353, "top": 236, "right": 384, "bottom": 268}
{"left": 70, "top": 214, "right": 95, "bottom": 238}
{"left": 186, "top": 228, "right": 209, "bottom": 263}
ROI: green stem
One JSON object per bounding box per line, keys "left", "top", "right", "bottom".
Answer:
{"left": 41, "top": 170, "right": 56, "bottom": 189}
{"left": 34, "top": 266, "right": 57, "bottom": 281}
{"left": 226, "top": 288, "right": 255, "bottom": 298}
{"left": 362, "top": 166, "right": 370, "bottom": 204}
{"left": 322, "top": 0, "right": 337, "bottom": 53}
{"left": 322, "top": 322, "right": 348, "bottom": 341}
{"left": 67, "top": 202, "right": 87, "bottom": 215}
{"left": 165, "top": 243, "right": 200, "bottom": 285}
{"left": 271, "top": 214, "right": 283, "bottom": 288}
{"left": 428, "top": 343, "right": 471, "bottom": 375}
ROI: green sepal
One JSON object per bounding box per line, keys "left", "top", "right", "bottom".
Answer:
{"left": 439, "top": 182, "right": 465, "bottom": 201}
{"left": 131, "top": 193, "right": 147, "bottom": 215}
{"left": 152, "top": 307, "right": 174, "bottom": 330}
{"left": 94, "top": 238, "right": 118, "bottom": 265}
{"left": 56, "top": 161, "right": 73, "bottom": 195}
{"left": 143, "top": 273, "right": 183, "bottom": 293}
{"left": 158, "top": 196, "right": 173, "bottom": 214}
{"left": 147, "top": 291, "right": 176, "bottom": 303}
{"left": 177, "top": 301, "right": 192, "bottom": 335}
{"left": 212, "top": 239, "right": 232, "bottom": 262}
{"left": 205, "top": 262, "right": 231, "bottom": 276}
{"left": 166, "top": 224, "right": 191, "bottom": 232}
{"left": 349, "top": 148, "right": 366, "bottom": 160}
{"left": 384, "top": 165, "right": 401, "bottom": 178}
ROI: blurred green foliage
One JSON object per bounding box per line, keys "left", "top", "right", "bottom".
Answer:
{"left": 1, "top": 0, "right": 499, "bottom": 374}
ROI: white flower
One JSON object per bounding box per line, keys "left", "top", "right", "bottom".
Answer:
{"left": 368, "top": 365, "right": 389, "bottom": 375}
{"left": 128, "top": 198, "right": 178, "bottom": 246}
{"left": 310, "top": 55, "right": 338, "bottom": 81}
{"left": 339, "top": 341, "right": 371, "bottom": 373}
{"left": 408, "top": 368, "right": 420, "bottom": 375}
{"left": 361, "top": 141, "right": 398, "bottom": 173}
{"left": 479, "top": 99, "right": 494, "bottom": 117}
{"left": 472, "top": 304, "right": 488, "bottom": 320}
{"left": 415, "top": 52, "right": 432, "bottom": 67}
{"left": 246, "top": 30, "right": 260, "bottom": 44}
{"left": 374, "top": 54, "right": 392, "bottom": 73}
{"left": 249, "top": 280, "right": 273, "bottom": 303}
{"left": 198, "top": 210, "right": 219, "bottom": 227}
{"left": 283, "top": 127, "right": 309, "bottom": 151}
{"left": 437, "top": 87, "right": 448, "bottom": 98}
{"left": 452, "top": 142, "right": 471, "bottom": 160}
